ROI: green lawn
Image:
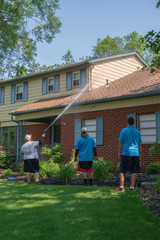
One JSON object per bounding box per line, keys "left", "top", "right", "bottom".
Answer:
{"left": 0, "top": 181, "right": 160, "bottom": 240}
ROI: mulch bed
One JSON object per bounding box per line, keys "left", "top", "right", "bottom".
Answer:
{"left": 0, "top": 169, "right": 160, "bottom": 217}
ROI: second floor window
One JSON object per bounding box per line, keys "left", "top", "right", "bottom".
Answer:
{"left": 72, "top": 71, "right": 80, "bottom": 88}
{"left": 48, "top": 77, "right": 54, "bottom": 92}
{"left": 16, "top": 84, "right": 23, "bottom": 101}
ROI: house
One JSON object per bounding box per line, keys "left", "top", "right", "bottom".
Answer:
{"left": 1, "top": 51, "right": 157, "bottom": 171}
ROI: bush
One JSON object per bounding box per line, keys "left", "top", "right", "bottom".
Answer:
{"left": 115, "top": 162, "right": 120, "bottom": 174}
{"left": 156, "top": 178, "right": 160, "bottom": 191}
{"left": 39, "top": 161, "right": 60, "bottom": 180}
{"left": 93, "top": 159, "right": 109, "bottom": 182}
{"left": 0, "top": 146, "right": 16, "bottom": 169}
{"left": 41, "top": 144, "right": 65, "bottom": 164}
{"left": 1, "top": 169, "right": 13, "bottom": 177}
{"left": 149, "top": 142, "right": 160, "bottom": 155}
{"left": 146, "top": 162, "right": 160, "bottom": 174}
{"left": 55, "top": 162, "right": 76, "bottom": 184}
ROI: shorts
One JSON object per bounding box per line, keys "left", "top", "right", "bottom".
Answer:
{"left": 24, "top": 159, "right": 40, "bottom": 173}
{"left": 77, "top": 161, "right": 93, "bottom": 173}
{"left": 120, "top": 155, "right": 141, "bottom": 173}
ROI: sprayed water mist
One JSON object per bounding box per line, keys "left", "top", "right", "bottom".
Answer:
{"left": 44, "top": 83, "right": 89, "bottom": 133}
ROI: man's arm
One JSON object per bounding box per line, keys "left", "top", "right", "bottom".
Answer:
{"left": 118, "top": 142, "right": 122, "bottom": 159}
{"left": 39, "top": 133, "right": 45, "bottom": 146}
{"left": 74, "top": 150, "right": 79, "bottom": 161}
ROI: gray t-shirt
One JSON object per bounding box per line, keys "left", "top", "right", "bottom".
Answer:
{"left": 21, "top": 141, "right": 39, "bottom": 160}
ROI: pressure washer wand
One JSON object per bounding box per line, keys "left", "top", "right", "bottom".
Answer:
{"left": 43, "top": 83, "right": 89, "bottom": 134}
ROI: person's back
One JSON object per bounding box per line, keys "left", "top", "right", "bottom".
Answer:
{"left": 120, "top": 126, "right": 141, "bottom": 156}
{"left": 21, "top": 141, "right": 39, "bottom": 160}
{"left": 76, "top": 135, "right": 96, "bottom": 161}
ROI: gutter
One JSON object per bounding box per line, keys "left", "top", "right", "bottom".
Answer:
{"left": 10, "top": 90, "right": 160, "bottom": 116}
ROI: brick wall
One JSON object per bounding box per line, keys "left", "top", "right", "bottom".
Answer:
{"left": 26, "top": 103, "right": 160, "bottom": 171}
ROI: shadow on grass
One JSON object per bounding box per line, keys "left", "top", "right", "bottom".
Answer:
{"left": 0, "top": 182, "right": 160, "bottom": 240}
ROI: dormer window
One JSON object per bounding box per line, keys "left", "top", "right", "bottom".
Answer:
{"left": 48, "top": 77, "right": 54, "bottom": 92}
{"left": 16, "top": 84, "right": 23, "bottom": 101}
{"left": 72, "top": 71, "right": 80, "bottom": 88}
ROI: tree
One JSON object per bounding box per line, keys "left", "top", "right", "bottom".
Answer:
{"left": 92, "top": 31, "right": 150, "bottom": 63}
{"left": 142, "top": 1, "right": 160, "bottom": 69}
{"left": 0, "top": 0, "right": 62, "bottom": 79}
{"left": 61, "top": 50, "right": 74, "bottom": 65}
{"left": 92, "top": 36, "right": 124, "bottom": 58}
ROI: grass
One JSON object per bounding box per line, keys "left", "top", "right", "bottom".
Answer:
{"left": 0, "top": 182, "right": 160, "bottom": 240}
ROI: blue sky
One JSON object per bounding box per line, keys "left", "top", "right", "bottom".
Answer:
{"left": 36, "top": 0, "right": 160, "bottom": 66}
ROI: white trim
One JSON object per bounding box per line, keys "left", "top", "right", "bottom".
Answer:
{"left": 16, "top": 83, "right": 23, "bottom": 101}
{"left": 72, "top": 71, "right": 80, "bottom": 88}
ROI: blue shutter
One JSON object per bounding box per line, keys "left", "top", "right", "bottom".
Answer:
{"left": 96, "top": 117, "right": 103, "bottom": 145}
{"left": 74, "top": 119, "right": 81, "bottom": 144}
{"left": 23, "top": 82, "right": 28, "bottom": 101}
{"left": 156, "top": 112, "right": 160, "bottom": 141}
{"left": 42, "top": 78, "right": 48, "bottom": 94}
{"left": 127, "top": 114, "right": 136, "bottom": 128}
{"left": 0, "top": 87, "right": 4, "bottom": 105}
{"left": 66, "top": 72, "right": 72, "bottom": 90}
{"left": 80, "top": 69, "right": 86, "bottom": 87}
{"left": 11, "top": 85, "right": 16, "bottom": 103}
{"left": 54, "top": 75, "right": 60, "bottom": 92}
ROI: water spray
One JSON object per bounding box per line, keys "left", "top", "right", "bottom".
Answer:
{"left": 43, "top": 83, "right": 89, "bottom": 133}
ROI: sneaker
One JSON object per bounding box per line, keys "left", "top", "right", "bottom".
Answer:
{"left": 114, "top": 187, "right": 124, "bottom": 191}
{"left": 128, "top": 187, "right": 135, "bottom": 191}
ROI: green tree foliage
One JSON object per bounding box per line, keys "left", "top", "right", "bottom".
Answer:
{"left": 141, "top": 1, "right": 160, "bottom": 68}
{"left": 61, "top": 50, "right": 74, "bottom": 65}
{"left": 92, "top": 31, "right": 149, "bottom": 63}
{"left": 0, "top": 0, "right": 62, "bottom": 79}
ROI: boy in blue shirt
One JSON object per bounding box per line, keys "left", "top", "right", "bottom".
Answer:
{"left": 115, "top": 117, "right": 142, "bottom": 191}
{"left": 75, "top": 127, "right": 97, "bottom": 185}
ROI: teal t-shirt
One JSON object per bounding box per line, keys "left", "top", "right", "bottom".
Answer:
{"left": 76, "top": 136, "right": 96, "bottom": 161}
{"left": 119, "top": 126, "right": 142, "bottom": 156}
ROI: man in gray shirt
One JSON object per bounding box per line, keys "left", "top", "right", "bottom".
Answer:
{"left": 21, "top": 133, "right": 45, "bottom": 184}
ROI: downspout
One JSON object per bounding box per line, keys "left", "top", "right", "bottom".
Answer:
{"left": 10, "top": 114, "right": 20, "bottom": 162}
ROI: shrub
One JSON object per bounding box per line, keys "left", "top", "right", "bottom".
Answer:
{"left": 146, "top": 162, "right": 160, "bottom": 174}
{"left": 0, "top": 146, "right": 16, "bottom": 169}
{"left": 156, "top": 178, "right": 160, "bottom": 191}
{"left": 149, "top": 142, "right": 160, "bottom": 155}
{"left": 41, "top": 144, "right": 65, "bottom": 164}
{"left": 39, "top": 161, "right": 60, "bottom": 180}
{"left": 93, "top": 159, "right": 109, "bottom": 182}
{"left": 1, "top": 169, "right": 13, "bottom": 177}
{"left": 55, "top": 162, "right": 76, "bottom": 184}
{"left": 115, "top": 162, "right": 120, "bottom": 174}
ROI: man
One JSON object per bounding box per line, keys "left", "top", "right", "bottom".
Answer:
{"left": 21, "top": 133, "right": 45, "bottom": 184}
{"left": 75, "top": 127, "right": 97, "bottom": 185}
{"left": 115, "top": 117, "right": 142, "bottom": 191}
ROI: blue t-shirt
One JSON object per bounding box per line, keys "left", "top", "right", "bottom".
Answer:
{"left": 76, "top": 136, "right": 96, "bottom": 161}
{"left": 119, "top": 126, "right": 142, "bottom": 156}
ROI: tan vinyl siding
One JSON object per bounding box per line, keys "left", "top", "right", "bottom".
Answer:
{"left": 91, "top": 55, "right": 144, "bottom": 89}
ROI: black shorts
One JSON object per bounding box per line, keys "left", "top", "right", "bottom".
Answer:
{"left": 120, "top": 155, "right": 141, "bottom": 173}
{"left": 77, "top": 161, "right": 93, "bottom": 173}
{"left": 24, "top": 159, "right": 40, "bottom": 173}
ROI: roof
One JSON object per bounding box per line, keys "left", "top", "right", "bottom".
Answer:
{"left": 1, "top": 52, "right": 148, "bottom": 85}
{"left": 11, "top": 67, "right": 160, "bottom": 115}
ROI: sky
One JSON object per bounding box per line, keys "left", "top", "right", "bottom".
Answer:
{"left": 36, "top": 0, "right": 160, "bottom": 66}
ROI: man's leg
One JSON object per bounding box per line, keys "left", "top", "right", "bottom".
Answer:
{"left": 89, "top": 172, "right": 93, "bottom": 185}
{"left": 82, "top": 172, "right": 87, "bottom": 185}
{"left": 120, "top": 173, "right": 125, "bottom": 188}
{"left": 26, "top": 172, "right": 31, "bottom": 183}
{"left": 130, "top": 173, "right": 137, "bottom": 188}
{"left": 34, "top": 172, "right": 39, "bottom": 182}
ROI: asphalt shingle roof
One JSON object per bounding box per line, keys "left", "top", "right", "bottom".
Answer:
{"left": 12, "top": 68, "right": 160, "bottom": 114}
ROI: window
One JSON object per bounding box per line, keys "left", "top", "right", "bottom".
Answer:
{"left": 83, "top": 119, "right": 96, "bottom": 142}
{"left": 72, "top": 71, "right": 80, "bottom": 88}
{"left": 139, "top": 114, "right": 156, "bottom": 143}
{"left": 16, "top": 84, "right": 23, "bottom": 101}
{"left": 48, "top": 77, "right": 54, "bottom": 92}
